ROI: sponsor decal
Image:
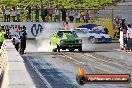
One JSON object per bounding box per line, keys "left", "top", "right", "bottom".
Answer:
{"left": 31, "top": 24, "right": 43, "bottom": 37}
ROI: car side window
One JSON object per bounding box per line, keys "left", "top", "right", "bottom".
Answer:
{"left": 74, "top": 29, "right": 80, "bottom": 33}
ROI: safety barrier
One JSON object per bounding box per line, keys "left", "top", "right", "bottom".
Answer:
{"left": 0, "top": 41, "right": 8, "bottom": 88}
{"left": 0, "top": 40, "right": 37, "bottom": 88}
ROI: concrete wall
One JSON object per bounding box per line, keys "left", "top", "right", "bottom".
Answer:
{"left": 0, "top": 41, "right": 8, "bottom": 88}
{"left": 1, "top": 40, "right": 37, "bottom": 88}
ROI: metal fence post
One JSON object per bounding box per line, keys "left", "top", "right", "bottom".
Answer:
{"left": 112, "top": 8, "right": 114, "bottom": 27}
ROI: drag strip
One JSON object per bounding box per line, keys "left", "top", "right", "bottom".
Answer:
{"left": 22, "top": 51, "right": 132, "bottom": 88}
{"left": 23, "top": 55, "right": 79, "bottom": 88}
{"left": 23, "top": 40, "right": 132, "bottom": 88}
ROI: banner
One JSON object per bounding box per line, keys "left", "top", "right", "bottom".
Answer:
{"left": 0, "top": 22, "right": 72, "bottom": 38}
{"left": 0, "top": 22, "right": 118, "bottom": 39}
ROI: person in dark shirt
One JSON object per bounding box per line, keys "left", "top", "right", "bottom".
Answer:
{"left": 34, "top": 5, "right": 39, "bottom": 22}
{"left": 26, "top": 6, "right": 31, "bottom": 21}
{"left": 41, "top": 5, "right": 44, "bottom": 22}
{"left": 20, "top": 26, "right": 27, "bottom": 55}
{"left": 43, "top": 7, "right": 48, "bottom": 22}
{"left": 61, "top": 7, "right": 67, "bottom": 22}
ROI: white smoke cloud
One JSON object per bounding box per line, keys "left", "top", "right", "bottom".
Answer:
{"left": 35, "top": 23, "right": 64, "bottom": 52}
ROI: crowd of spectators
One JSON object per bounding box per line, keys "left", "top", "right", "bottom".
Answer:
{"left": 1, "top": 5, "right": 91, "bottom": 23}
{"left": 114, "top": 17, "right": 132, "bottom": 52}
{"left": 1, "top": 5, "right": 20, "bottom": 22}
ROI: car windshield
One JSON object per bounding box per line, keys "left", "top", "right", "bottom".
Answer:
{"left": 78, "top": 29, "right": 101, "bottom": 34}
{"left": 74, "top": 29, "right": 86, "bottom": 33}
{"left": 57, "top": 31, "right": 78, "bottom": 37}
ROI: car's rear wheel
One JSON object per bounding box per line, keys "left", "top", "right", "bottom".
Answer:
{"left": 78, "top": 46, "right": 82, "bottom": 52}
{"left": 89, "top": 37, "right": 96, "bottom": 43}
{"left": 52, "top": 48, "right": 57, "bottom": 52}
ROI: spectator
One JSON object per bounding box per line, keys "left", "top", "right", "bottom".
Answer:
{"left": 119, "top": 19, "right": 127, "bottom": 49}
{"left": 25, "top": 6, "right": 31, "bottom": 22}
{"left": 16, "top": 5, "right": 21, "bottom": 22}
{"left": 75, "top": 9, "right": 80, "bottom": 23}
{"left": 44, "top": 7, "right": 49, "bottom": 22}
{"left": 127, "top": 24, "right": 132, "bottom": 51}
{"left": 83, "top": 10, "right": 89, "bottom": 23}
{"left": 5, "top": 6, "right": 10, "bottom": 22}
{"left": 11, "top": 37, "right": 20, "bottom": 51}
{"left": 61, "top": 7, "right": 67, "bottom": 22}
{"left": 41, "top": 5, "right": 44, "bottom": 22}
{"left": 34, "top": 5, "right": 39, "bottom": 22}
{"left": 54, "top": 7, "right": 60, "bottom": 22}
{"left": 1, "top": 6, "right": 5, "bottom": 22}
{"left": 68, "top": 7, "right": 74, "bottom": 23}
{"left": 48, "top": 5, "right": 53, "bottom": 22}
{"left": 11, "top": 6, "right": 16, "bottom": 22}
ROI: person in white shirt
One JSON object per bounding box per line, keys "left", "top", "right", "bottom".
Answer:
{"left": 75, "top": 10, "right": 80, "bottom": 23}
{"left": 127, "top": 24, "right": 132, "bottom": 51}
{"left": 11, "top": 37, "right": 20, "bottom": 51}
{"left": 5, "top": 6, "right": 10, "bottom": 22}
{"left": 16, "top": 5, "right": 20, "bottom": 22}
{"left": 11, "top": 6, "right": 16, "bottom": 22}
{"left": 54, "top": 7, "right": 60, "bottom": 22}
{"left": 68, "top": 7, "right": 74, "bottom": 23}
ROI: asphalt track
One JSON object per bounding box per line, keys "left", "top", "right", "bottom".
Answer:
{"left": 22, "top": 40, "right": 132, "bottom": 88}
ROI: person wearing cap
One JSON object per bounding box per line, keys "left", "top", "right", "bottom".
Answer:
{"left": 11, "top": 37, "right": 20, "bottom": 51}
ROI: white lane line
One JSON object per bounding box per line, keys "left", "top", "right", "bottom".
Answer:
{"left": 26, "top": 57, "right": 52, "bottom": 88}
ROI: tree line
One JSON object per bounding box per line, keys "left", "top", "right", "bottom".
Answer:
{"left": 0, "top": 0, "right": 118, "bottom": 9}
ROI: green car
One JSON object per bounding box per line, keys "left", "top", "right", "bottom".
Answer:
{"left": 49, "top": 30, "right": 82, "bottom": 52}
